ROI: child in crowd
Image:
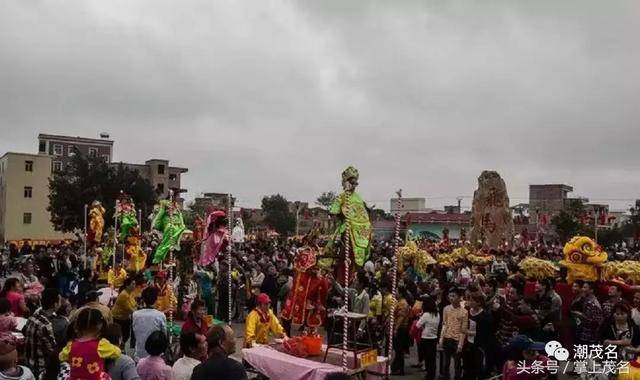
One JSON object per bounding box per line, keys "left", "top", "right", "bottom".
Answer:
{"left": 0, "top": 300, "right": 17, "bottom": 345}
{"left": 0, "top": 341, "right": 35, "bottom": 380}
{"left": 59, "top": 308, "right": 121, "bottom": 380}
{"left": 136, "top": 331, "right": 171, "bottom": 380}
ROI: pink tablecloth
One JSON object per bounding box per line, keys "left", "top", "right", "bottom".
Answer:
{"left": 242, "top": 346, "right": 341, "bottom": 380}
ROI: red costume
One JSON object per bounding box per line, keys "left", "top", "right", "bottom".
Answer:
{"left": 281, "top": 246, "right": 329, "bottom": 327}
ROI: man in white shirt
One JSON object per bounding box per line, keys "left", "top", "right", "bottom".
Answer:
{"left": 132, "top": 287, "right": 167, "bottom": 361}
{"left": 171, "top": 332, "right": 207, "bottom": 380}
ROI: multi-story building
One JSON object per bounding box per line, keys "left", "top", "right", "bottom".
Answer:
{"left": 112, "top": 159, "right": 188, "bottom": 201}
{"left": 529, "top": 184, "right": 574, "bottom": 224}
{"left": 390, "top": 197, "right": 427, "bottom": 216}
{"left": 38, "top": 133, "right": 114, "bottom": 171}
{"left": 192, "top": 193, "right": 236, "bottom": 212}
{"left": 0, "top": 152, "right": 71, "bottom": 243}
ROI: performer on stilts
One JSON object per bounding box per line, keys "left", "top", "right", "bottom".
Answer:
{"left": 322, "top": 166, "right": 373, "bottom": 285}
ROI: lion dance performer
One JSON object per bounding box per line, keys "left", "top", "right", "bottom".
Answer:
{"left": 152, "top": 190, "right": 186, "bottom": 264}
{"left": 199, "top": 210, "right": 229, "bottom": 267}
{"left": 88, "top": 200, "right": 106, "bottom": 246}
{"left": 323, "top": 166, "right": 372, "bottom": 284}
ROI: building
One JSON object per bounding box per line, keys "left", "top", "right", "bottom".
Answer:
{"left": 0, "top": 152, "right": 72, "bottom": 243}
{"left": 112, "top": 159, "right": 188, "bottom": 201}
{"left": 192, "top": 193, "right": 236, "bottom": 212}
{"left": 401, "top": 211, "right": 471, "bottom": 240}
{"left": 529, "top": 184, "right": 574, "bottom": 224}
{"left": 38, "top": 133, "right": 114, "bottom": 171}
{"left": 390, "top": 197, "right": 427, "bottom": 216}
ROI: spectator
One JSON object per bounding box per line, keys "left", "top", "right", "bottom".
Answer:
{"left": 136, "top": 331, "right": 171, "bottom": 380}
{"left": 601, "top": 302, "right": 640, "bottom": 361}
{"left": 69, "top": 290, "right": 113, "bottom": 325}
{"left": 390, "top": 296, "right": 410, "bottom": 376}
{"left": 132, "top": 287, "right": 166, "bottom": 360}
{"left": 181, "top": 300, "right": 210, "bottom": 337}
{"left": 439, "top": 288, "right": 468, "bottom": 380}
{"left": 112, "top": 278, "right": 138, "bottom": 345}
{"left": 632, "top": 291, "right": 640, "bottom": 327}
{"left": 502, "top": 335, "right": 549, "bottom": 380}
{"left": 24, "top": 288, "right": 60, "bottom": 378}
{"left": 416, "top": 297, "right": 440, "bottom": 380}
{"left": 191, "top": 324, "right": 247, "bottom": 380}
{"left": 59, "top": 308, "right": 121, "bottom": 380}
{"left": 51, "top": 298, "right": 71, "bottom": 349}
{"left": 575, "top": 282, "right": 603, "bottom": 344}
{"left": 602, "top": 284, "right": 624, "bottom": 319}
{"left": 0, "top": 279, "right": 28, "bottom": 318}
{"left": 0, "top": 300, "right": 17, "bottom": 344}
{"left": 103, "top": 324, "right": 140, "bottom": 380}
{"left": 463, "top": 293, "right": 491, "bottom": 380}
{"left": 171, "top": 332, "right": 206, "bottom": 380}
{"left": 0, "top": 341, "right": 35, "bottom": 380}
{"left": 259, "top": 266, "right": 279, "bottom": 312}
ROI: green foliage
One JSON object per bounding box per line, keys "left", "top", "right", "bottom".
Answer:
{"left": 551, "top": 199, "right": 593, "bottom": 243}
{"left": 48, "top": 153, "right": 157, "bottom": 232}
{"left": 316, "top": 191, "right": 337, "bottom": 210}
{"left": 261, "top": 194, "right": 295, "bottom": 236}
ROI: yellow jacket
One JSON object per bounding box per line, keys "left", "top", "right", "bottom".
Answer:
{"left": 244, "top": 309, "right": 284, "bottom": 346}
{"left": 154, "top": 284, "right": 177, "bottom": 313}
{"left": 107, "top": 268, "right": 128, "bottom": 289}
{"left": 111, "top": 290, "right": 137, "bottom": 320}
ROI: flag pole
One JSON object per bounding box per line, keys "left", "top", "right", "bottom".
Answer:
{"left": 386, "top": 189, "right": 403, "bottom": 377}
{"left": 83, "top": 204, "right": 88, "bottom": 270}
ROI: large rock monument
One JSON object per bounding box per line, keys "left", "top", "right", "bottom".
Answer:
{"left": 470, "top": 171, "right": 514, "bottom": 249}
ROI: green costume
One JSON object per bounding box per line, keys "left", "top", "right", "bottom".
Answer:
{"left": 324, "top": 166, "right": 372, "bottom": 267}
{"left": 152, "top": 199, "right": 186, "bottom": 264}
{"left": 119, "top": 211, "right": 138, "bottom": 241}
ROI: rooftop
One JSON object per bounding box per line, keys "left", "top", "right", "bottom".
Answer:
{"left": 401, "top": 211, "right": 470, "bottom": 224}
{"left": 1, "top": 151, "right": 52, "bottom": 160}
{"left": 38, "top": 133, "right": 114, "bottom": 146}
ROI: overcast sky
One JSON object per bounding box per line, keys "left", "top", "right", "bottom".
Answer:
{"left": 1, "top": 0, "right": 639, "bottom": 211}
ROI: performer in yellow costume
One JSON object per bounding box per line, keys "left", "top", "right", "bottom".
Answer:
{"left": 107, "top": 262, "right": 128, "bottom": 289}
{"left": 244, "top": 293, "right": 285, "bottom": 347}
{"left": 88, "top": 200, "right": 106, "bottom": 245}
{"left": 154, "top": 271, "right": 177, "bottom": 314}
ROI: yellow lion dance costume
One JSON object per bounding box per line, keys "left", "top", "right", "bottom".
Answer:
{"left": 559, "top": 236, "right": 607, "bottom": 284}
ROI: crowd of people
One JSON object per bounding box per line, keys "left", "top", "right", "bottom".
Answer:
{"left": 1, "top": 236, "right": 640, "bottom": 380}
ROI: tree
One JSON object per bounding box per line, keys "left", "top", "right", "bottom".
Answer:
{"left": 48, "top": 153, "right": 157, "bottom": 233}
{"left": 550, "top": 199, "right": 593, "bottom": 243}
{"left": 261, "top": 194, "right": 295, "bottom": 236}
{"left": 316, "top": 191, "right": 337, "bottom": 210}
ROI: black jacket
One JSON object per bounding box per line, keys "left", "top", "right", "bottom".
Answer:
{"left": 191, "top": 353, "right": 247, "bottom": 380}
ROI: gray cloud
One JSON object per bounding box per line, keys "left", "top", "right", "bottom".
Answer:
{"left": 1, "top": 0, "right": 638, "bottom": 211}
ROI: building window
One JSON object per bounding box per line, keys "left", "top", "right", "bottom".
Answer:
{"left": 101, "top": 154, "right": 110, "bottom": 162}
{"left": 68, "top": 146, "right": 76, "bottom": 157}
{"left": 157, "top": 183, "right": 165, "bottom": 194}
{"left": 88, "top": 148, "right": 98, "bottom": 157}
{"left": 25, "top": 160, "right": 33, "bottom": 172}
{"left": 52, "top": 161, "right": 63, "bottom": 172}
{"left": 38, "top": 141, "right": 46, "bottom": 153}
{"left": 53, "top": 144, "right": 63, "bottom": 156}
{"left": 169, "top": 174, "right": 177, "bottom": 181}
{"left": 24, "top": 186, "right": 32, "bottom": 198}
{"left": 23, "top": 213, "right": 32, "bottom": 224}
{"left": 157, "top": 165, "right": 165, "bottom": 175}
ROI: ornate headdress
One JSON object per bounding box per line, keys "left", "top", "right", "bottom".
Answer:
{"left": 341, "top": 166, "right": 359, "bottom": 182}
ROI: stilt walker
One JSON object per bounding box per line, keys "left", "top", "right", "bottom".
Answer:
{"left": 386, "top": 190, "right": 403, "bottom": 377}
{"left": 151, "top": 189, "right": 186, "bottom": 341}
{"left": 227, "top": 194, "right": 233, "bottom": 323}
{"left": 83, "top": 204, "right": 88, "bottom": 269}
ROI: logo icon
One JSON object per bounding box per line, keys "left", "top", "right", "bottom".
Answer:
{"left": 545, "top": 341, "right": 569, "bottom": 361}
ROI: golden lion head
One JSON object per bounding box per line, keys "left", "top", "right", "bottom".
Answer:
{"left": 563, "top": 236, "right": 607, "bottom": 265}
